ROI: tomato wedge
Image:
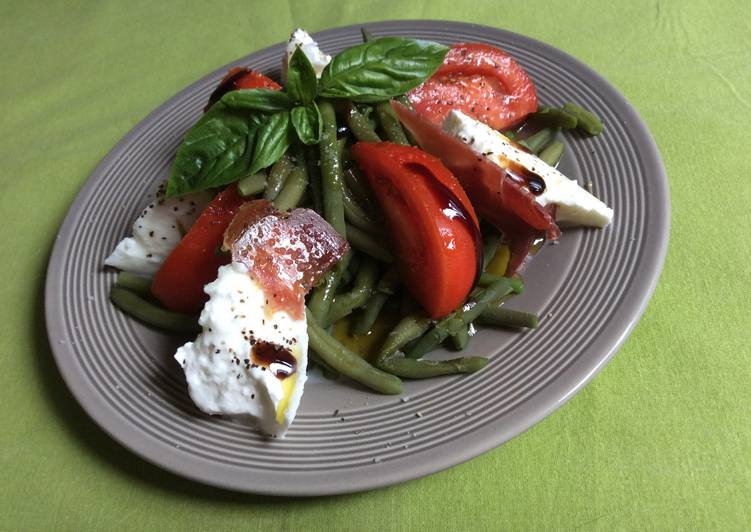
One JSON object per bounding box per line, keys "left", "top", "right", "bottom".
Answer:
{"left": 151, "top": 185, "right": 247, "bottom": 313}
{"left": 392, "top": 102, "right": 559, "bottom": 275}
{"left": 351, "top": 143, "right": 481, "bottom": 319}
{"left": 204, "top": 67, "right": 282, "bottom": 111}
{"left": 407, "top": 43, "right": 537, "bottom": 131}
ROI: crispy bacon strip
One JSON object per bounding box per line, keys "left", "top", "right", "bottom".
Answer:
{"left": 223, "top": 200, "right": 349, "bottom": 319}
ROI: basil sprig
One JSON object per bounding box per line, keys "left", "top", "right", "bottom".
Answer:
{"left": 166, "top": 37, "right": 448, "bottom": 197}
{"left": 318, "top": 37, "right": 449, "bottom": 102}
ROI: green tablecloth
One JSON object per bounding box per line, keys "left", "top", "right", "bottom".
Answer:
{"left": 2, "top": 0, "right": 749, "bottom": 529}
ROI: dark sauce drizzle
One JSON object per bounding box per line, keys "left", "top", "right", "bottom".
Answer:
{"left": 505, "top": 163, "right": 546, "bottom": 196}
{"left": 509, "top": 141, "right": 547, "bottom": 195}
{"left": 404, "top": 163, "right": 484, "bottom": 284}
{"left": 252, "top": 340, "right": 297, "bottom": 380}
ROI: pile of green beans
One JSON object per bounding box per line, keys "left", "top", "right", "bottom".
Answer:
{"left": 108, "top": 89, "right": 609, "bottom": 393}
{"left": 503, "top": 101, "right": 604, "bottom": 168}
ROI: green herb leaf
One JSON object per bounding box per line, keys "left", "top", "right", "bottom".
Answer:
{"left": 291, "top": 102, "right": 322, "bottom": 145}
{"left": 286, "top": 47, "right": 318, "bottom": 105}
{"left": 220, "top": 88, "right": 291, "bottom": 112}
{"left": 249, "top": 111, "right": 292, "bottom": 175}
{"left": 166, "top": 103, "right": 257, "bottom": 197}
{"left": 318, "top": 37, "right": 448, "bottom": 103}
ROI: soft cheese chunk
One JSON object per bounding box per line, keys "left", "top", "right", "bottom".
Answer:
{"left": 105, "top": 183, "right": 212, "bottom": 275}
{"left": 174, "top": 262, "right": 308, "bottom": 436}
{"left": 443, "top": 110, "right": 614, "bottom": 227}
{"left": 281, "top": 28, "right": 331, "bottom": 80}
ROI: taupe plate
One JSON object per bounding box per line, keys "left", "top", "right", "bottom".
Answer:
{"left": 45, "top": 20, "right": 669, "bottom": 496}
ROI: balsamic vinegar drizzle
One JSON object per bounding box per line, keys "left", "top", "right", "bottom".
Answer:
{"left": 504, "top": 161, "right": 546, "bottom": 196}
{"left": 252, "top": 340, "right": 297, "bottom": 379}
{"left": 404, "top": 162, "right": 484, "bottom": 283}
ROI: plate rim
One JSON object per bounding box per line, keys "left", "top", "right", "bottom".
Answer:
{"left": 44, "top": 19, "right": 670, "bottom": 496}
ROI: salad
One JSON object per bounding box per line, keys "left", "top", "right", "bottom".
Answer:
{"left": 105, "top": 28, "right": 613, "bottom": 436}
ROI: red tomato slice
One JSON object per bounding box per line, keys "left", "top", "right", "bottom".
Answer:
{"left": 204, "top": 67, "right": 282, "bottom": 111}
{"left": 151, "top": 185, "right": 247, "bottom": 313}
{"left": 351, "top": 143, "right": 481, "bottom": 319}
{"left": 392, "top": 102, "right": 559, "bottom": 275}
{"left": 408, "top": 43, "right": 537, "bottom": 131}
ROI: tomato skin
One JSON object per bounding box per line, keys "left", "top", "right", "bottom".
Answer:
{"left": 151, "top": 185, "right": 246, "bottom": 313}
{"left": 205, "top": 68, "right": 281, "bottom": 111}
{"left": 408, "top": 43, "right": 537, "bottom": 131}
{"left": 351, "top": 143, "right": 481, "bottom": 319}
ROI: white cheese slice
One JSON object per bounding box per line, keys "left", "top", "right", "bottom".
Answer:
{"left": 281, "top": 28, "right": 331, "bottom": 81}
{"left": 443, "top": 110, "right": 614, "bottom": 227}
{"left": 104, "top": 183, "right": 212, "bottom": 275}
{"left": 174, "top": 262, "right": 308, "bottom": 436}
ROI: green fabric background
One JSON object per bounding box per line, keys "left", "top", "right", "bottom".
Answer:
{"left": 1, "top": 0, "right": 749, "bottom": 529}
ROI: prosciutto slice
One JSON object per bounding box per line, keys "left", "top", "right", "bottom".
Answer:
{"left": 223, "top": 200, "right": 348, "bottom": 319}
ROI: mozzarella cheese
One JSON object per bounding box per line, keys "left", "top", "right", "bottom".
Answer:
{"left": 174, "top": 262, "right": 308, "bottom": 436}
{"left": 281, "top": 28, "right": 331, "bottom": 81}
{"left": 443, "top": 110, "right": 614, "bottom": 227}
{"left": 104, "top": 183, "right": 212, "bottom": 275}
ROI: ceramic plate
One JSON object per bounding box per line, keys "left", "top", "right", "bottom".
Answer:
{"left": 45, "top": 20, "right": 669, "bottom": 495}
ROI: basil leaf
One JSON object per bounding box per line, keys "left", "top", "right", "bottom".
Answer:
{"left": 249, "top": 111, "right": 292, "bottom": 175}
{"left": 318, "top": 37, "right": 449, "bottom": 103}
{"left": 286, "top": 47, "right": 318, "bottom": 105}
{"left": 220, "top": 89, "right": 291, "bottom": 112}
{"left": 166, "top": 103, "right": 256, "bottom": 197}
{"left": 291, "top": 102, "right": 321, "bottom": 145}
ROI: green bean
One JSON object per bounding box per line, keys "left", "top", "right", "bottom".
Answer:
{"left": 351, "top": 267, "right": 400, "bottom": 334}
{"left": 273, "top": 166, "right": 308, "bottom": 211}
{"left": 478, "top": 272, "right": 503, "bottom": 287}
{"left": 342, "top": 183, "right": 378, "bottom": 232}
{"left": 308, "top": 350, "right": 340, "bottom": 380}
{"left": 376, "top": 266, "right": 400, "bottom": 294}
{"left": 303, "top": 146, "right": 323, "bottom": 213}
{"left": 351, "top": 293, "right": 389, "bottom": 335}
{"left": 307, "top": 253, "right": 352, "bottom": 324}
{"left": 344, "top": 167, "right": 377, "bottom": 213}
{"left": 451, "top": 325, "right": 470, "bottom": 350}
{"left": 237, "top": 172, "right": 267, "bottom": 197}
{"left": 340, "top": 101, "right": 381, "bottom": 143}
{"left": 375, "top": 101, "right": 410, "bottom": 145}
{"left": 478, "top": 307, "right": 539, "bottom": 329}
{"left": 378, "top": 355, "right": 488, "bottom": 379}
{"left": 318, "top": 99, "right": 347, "bottom": 237}
{"left": 323, "top": 258, "right": 380, "bottom": 327}
{"left": 110, "top": 287, "right": 199, "bottom": 334}
{"left": 115, "top": 272, "right": 152, "bottom": 299}
{"left": 339, "top": 251, "right": 360, "bottom": 286}
{"left": 306, "top": 308, "right": 403, "bottom": 395}
{"left": 519, "top": 128, "right": 556, "bottom": 154}
{"left": 482, "top": 232, "right": 501, "bottom": 270}
{"left": 562, "top": 102, "right": 604, "bottom": 135}
{"left": 531, "top": 105, "right": 578, "bottom": 129}
{"left": 502, "top": 123, "right": 526, "bottom": 140}
{"left": 346, "top": 223, "right": 393, "bottom": 262}
{"left": 376, "top": 311, "right": 432, "bottom": 366}
{"left": 337, "top": 136, "right": 348, "bottom": 161}
{"left": 406, "top": 278, "right": 521, "bottom": 359}
{"left": 263, "top": 154, "right": 294, "bottom": 201}
{"left": 538, "top": 140, "right": 565, "bottom": 167}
